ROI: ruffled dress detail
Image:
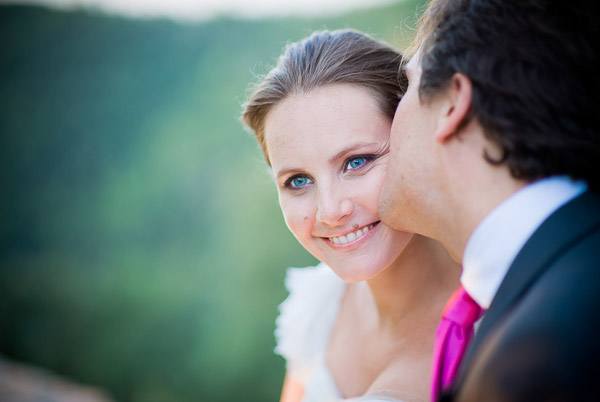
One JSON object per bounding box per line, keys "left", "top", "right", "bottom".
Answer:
{"left": 274, "top": 263, "right": 405, "bottom": 402}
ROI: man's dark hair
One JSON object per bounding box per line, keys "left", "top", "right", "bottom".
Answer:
{"left": 413, "top": 0, "right": 600, "bottom": 188}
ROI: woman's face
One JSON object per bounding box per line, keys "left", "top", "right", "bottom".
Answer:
{"left": 264, "top": 84, "right": 413, "bottom": 282}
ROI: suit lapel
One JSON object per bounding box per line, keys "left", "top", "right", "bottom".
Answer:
{"left": 456, "top": 190, "right": 600, "bottom": 388}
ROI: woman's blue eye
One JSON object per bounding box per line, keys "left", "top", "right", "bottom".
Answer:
{"left": 346, "top": 156, "right": 368, "bottom": 171}
{"left": 288, "top": 176, "right": 312, "bottom": 189}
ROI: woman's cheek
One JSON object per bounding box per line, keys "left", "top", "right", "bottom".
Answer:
{"left": 370, "top": 169, "right": 387, "bottom": 203}
{"left": 354, "top": 167, "right": 386, "bottom": 208}
{"left": 278, "top": 194, "right": 314, "bottom": 241}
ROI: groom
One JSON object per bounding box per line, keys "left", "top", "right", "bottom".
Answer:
{"left": 379, "top": 0, "right": 600, "bottom": 401}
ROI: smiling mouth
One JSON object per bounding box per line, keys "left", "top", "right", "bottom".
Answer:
{"left": 327, "top": 221, "right": 380, "bottom": 246}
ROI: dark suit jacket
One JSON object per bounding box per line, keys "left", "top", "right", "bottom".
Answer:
{"left": 441, "top": 190, "right": 600, "bottom": 402}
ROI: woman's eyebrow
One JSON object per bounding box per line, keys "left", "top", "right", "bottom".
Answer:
{"left": 329, "top": 142, "right": 380, "bottom": 164}
{"left": 275, "top": 167, "right": 302, "bottom": 180}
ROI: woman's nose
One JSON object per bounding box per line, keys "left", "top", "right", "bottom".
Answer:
{"left": 316, "top": 191, "right": 354, "bottom": 227}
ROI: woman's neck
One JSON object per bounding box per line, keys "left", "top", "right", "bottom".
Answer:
{"left": 360, "top": 235, "right": 460, "bottom": 331}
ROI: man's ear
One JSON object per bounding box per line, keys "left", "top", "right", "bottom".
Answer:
{"left": 435, "top": 73, "right": 472, "bottom": 143}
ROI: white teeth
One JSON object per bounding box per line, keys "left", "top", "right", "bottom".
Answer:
{"left": 330, "top": 224, "right": 374, "bottom": 245}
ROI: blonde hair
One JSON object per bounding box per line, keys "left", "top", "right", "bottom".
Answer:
{"left": 241, "top": 29, "right": 406, "bottom": 164}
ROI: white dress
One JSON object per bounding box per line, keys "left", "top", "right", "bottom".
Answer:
{"left": 274, "top": 263, "right": 406, "bottom": 402}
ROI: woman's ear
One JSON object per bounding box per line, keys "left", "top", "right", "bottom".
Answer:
{"left": 435, "top": 73, "right": 472, "bottom": 143}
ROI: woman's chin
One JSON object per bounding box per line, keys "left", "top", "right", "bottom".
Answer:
{"left": 328, "top": 261, "right": 389, "bottom": 283}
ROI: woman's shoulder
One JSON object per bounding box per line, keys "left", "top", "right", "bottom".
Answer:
{"left": 274, "top": 262, "right": 346, "bottom": 381}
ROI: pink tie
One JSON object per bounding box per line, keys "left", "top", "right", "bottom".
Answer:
{"left": 431, "top": 286, "right": 483, "bottom": 402}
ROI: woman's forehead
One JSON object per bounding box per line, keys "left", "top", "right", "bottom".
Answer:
{"left": 264, "top": 84, "right": 389, "bottom": 149}
{"left": 264, "top": 86, "right": 391, "bottom": 173}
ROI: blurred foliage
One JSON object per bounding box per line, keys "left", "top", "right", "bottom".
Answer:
{"left": 0, "top": 1, "right": 425, "bottom": 401}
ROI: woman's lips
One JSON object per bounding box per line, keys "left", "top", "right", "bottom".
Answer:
{"left": 324, "top": 221, "right": 381, "bottom": 248}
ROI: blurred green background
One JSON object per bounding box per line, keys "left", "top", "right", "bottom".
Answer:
{"left": 0, "top": 1, "right": 424, "bottom": 401}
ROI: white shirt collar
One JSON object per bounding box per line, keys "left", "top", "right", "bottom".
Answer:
{"left": 462, "top": 176, "right": 587, "bottom": 309}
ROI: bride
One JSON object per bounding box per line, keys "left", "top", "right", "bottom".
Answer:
{"left": 242, "top": 30, "right": 459, "bottom": 402}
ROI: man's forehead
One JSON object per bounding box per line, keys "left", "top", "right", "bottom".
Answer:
{"left": 407, "top": 47, "right": 423, "bottom": 69}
